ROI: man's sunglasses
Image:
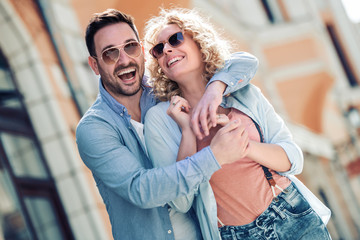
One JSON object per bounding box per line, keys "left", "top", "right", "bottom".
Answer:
{"left": 149, "top": 32, "right": 184, "bottom": 59}
{"left": 94, "top": 41, "right": 142, "bottom": 65}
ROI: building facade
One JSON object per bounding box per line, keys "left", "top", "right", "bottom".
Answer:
{"left": 0, "top": 0, "right": 359, "bottom": 239}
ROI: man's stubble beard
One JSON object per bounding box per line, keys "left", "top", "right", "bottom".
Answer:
{"left": 99, "top": 62, "right": 144, "bottom": 97}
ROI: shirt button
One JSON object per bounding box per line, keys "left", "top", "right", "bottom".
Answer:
{"left": 168, "top": 230, "right": 172, "bottom": 234}
{"left": 120, "top": 113, "right": 123, "bottom": 116}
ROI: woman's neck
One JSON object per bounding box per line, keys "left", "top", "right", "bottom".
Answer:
{"left": 178, "top": 75, "right": 207, "bottom": 108}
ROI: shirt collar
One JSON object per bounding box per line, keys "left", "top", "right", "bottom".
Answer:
{"left": 98, "top": 76, "right": 150, "bottom": 117}
{"left": 99, "top": 78, "right": 127, "bottom": 116}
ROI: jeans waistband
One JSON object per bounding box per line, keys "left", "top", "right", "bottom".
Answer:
{"left": 219, "top": 182, "right": 296, "bottom": 234}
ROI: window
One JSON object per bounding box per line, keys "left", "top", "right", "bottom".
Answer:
{"left": 326, "top": 24, "right": 358, "bottom": 87}
{"left": 0, "top": 49, "right": 74, "bottom": 239}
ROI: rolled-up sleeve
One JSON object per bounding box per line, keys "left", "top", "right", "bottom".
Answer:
{"left": 259, "top": 93, "right": 304, "bottom": 175}
{"left": 209, "top": 52, "right": 259, "bottom": 95}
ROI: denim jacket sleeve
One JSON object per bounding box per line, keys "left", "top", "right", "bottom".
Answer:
{"left": 208, "top": 52, "right": 259, "bottom": 95}
{"left": 261, "top": 99, "right": 304, "bottom": 176}
{"left": 76, "top": 113, "right": 220, "bottom": 209}
{"left": 144, "top": 102, "right": 195, "bottom": 213}
{"left": 231, "top": 85, "right": 304, "bottom": 175}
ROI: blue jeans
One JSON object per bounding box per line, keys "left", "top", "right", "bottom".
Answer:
{"left": 219, "top": 182, "right": 331, "bottom": 240}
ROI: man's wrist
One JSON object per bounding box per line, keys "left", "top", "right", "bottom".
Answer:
{"left": 208, "top": 80, "right": 226, "bottom": 94}
{"left": 192, "top": 147, "right": 221, "bottom": 179}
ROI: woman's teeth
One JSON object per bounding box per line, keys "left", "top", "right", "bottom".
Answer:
{"left": 167, "top": 57, "right": 183, "bottom": 67}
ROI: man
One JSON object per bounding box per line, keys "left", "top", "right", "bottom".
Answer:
{"left": 76, "top": 9, "right": 258, "bottom": 239}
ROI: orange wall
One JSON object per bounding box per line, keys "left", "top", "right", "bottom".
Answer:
{"left": 72, "top": 0, "right": 191, "bottom": 39}
{"left": 277, "top": 71, "right": 334, "bottom": 133}
{"left": 263, "top": 37, "right": 320, "bottom": 69}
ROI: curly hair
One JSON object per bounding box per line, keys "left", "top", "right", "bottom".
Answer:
{"left": 144, "top": 8, "right": 232, "bottom": 102}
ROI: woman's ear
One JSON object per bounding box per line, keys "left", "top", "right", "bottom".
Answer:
{"left": 88, "top": 56, "right": 100, "bottom": 75}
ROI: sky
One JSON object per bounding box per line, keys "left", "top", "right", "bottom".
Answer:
{"left": 342, "top": 0, "right": 360, "bottom": 23}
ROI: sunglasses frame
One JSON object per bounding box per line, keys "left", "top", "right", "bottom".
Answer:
{"left": 93, "top": 41, "right": 142, "bottom": 65}
{"left": 149, "top": 31, "right": 185, "bottom": 59}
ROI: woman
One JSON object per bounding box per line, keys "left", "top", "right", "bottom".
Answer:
{"left": 144, "top": 8, "right": 331, "bottom": 240}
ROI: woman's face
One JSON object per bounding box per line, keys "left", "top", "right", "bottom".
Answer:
{"left": 155, "top": 24, "right": 204, "bottom": 83}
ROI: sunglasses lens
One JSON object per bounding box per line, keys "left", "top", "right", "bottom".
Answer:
{"left": 152, "top": 43, "right": 164, "bottom": 58}
{"left": 101, "top": 42, "right": 141, "bottom": 65}
{"left": 168, "top": 32, "right": 184, "bottom": 47}
{"left": 124, "top": 42, "right": 141, "bottom": 57}
{"left": 102, "top": 48, "right": 120, "bottom": 65}
{"left": 151, "top": 32, "right": 184, "bottom": 59}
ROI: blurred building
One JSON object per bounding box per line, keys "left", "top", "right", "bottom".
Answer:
{"left": 0, "top": 0, "right": 359, "bottom": 239}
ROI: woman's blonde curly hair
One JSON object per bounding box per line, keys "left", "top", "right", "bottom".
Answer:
{"left": 144, "top": 8, "right": 231, "bottom": 102}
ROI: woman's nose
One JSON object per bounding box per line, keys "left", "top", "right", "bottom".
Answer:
{"left": 163, "top": 43, "right": 173, "bottom": 54}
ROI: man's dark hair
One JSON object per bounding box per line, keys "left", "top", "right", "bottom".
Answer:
{"left": 85, "top": 9, "right": 140, "bottom": 57}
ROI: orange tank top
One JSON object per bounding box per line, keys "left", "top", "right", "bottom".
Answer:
{"left": 197, "top": 108, "right": 290, "bottom": 226}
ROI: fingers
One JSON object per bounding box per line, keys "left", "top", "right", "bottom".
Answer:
{"left": 215, "top": 114, "right": 229, "bottom": 126}
{"left": 209, "top": 104, "right": 218, "bottom": 128}
{"left": 199, "top": 107, "right": 210, "bottom": 137}
{"left": 218, "top": 119, "right": 242, "bottom": 135}
{"left": 168, "top": 96, "right": 191, "bottom": 114}
{"left": 191, "top": 103, "right": 218, "bottom": 140}
{"left": 190, "top": 109, "right": 203, "bottom": 140}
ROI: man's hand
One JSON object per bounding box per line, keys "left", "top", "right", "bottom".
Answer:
{"left": 191, "top": 81, "right": 226, "bottom": 140}
{"left": 210, "top": 120, "right": 249, "bottom": 166}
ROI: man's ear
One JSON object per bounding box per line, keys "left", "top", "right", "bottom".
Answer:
{"left": 88, "top": 56, "right": 100, "bottom": 75}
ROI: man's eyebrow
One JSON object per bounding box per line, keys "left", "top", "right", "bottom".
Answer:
{"left": 101, "top": 38, "right": 138, "bottom": 53}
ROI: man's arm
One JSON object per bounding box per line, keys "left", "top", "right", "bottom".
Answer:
{"left": 76, "top": 116, "right": 245, "bottom": 209}
{"left": 191, "top": 52, "right": 259, "bottom": 139}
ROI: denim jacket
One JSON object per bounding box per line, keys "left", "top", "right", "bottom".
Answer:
{"left": 144, "top": 85, "right": 303, "bottom": 240}
{"left": 76, "top": 52, "right": 259, "bottom": 239}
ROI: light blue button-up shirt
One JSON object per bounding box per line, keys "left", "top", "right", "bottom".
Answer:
{"left": 144, "top": 84, "right": 304, "bottom": 240}
{"left": 76, "top": 52, "right": 258, "bottom": 240}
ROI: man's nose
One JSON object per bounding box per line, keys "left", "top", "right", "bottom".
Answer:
{"left": 116, "top": 49, "right": 132, "bottom": 64}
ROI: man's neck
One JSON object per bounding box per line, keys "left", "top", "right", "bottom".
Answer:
{"left": 113, "top": 89, "right": 143, "bottom": 122}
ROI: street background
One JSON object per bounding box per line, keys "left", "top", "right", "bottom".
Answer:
{"left": 0, "top": 0, "right": 360, "bottom": 239}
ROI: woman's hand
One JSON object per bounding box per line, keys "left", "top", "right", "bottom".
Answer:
{"left": 167, "top": 96, "right": 192, "bottom": 130}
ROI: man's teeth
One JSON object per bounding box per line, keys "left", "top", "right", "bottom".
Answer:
{"left": 118, "top": 68, "right": 135, "bottom": 76}
{"left": 168, "top": 57, "right": 182, "bottom": 67}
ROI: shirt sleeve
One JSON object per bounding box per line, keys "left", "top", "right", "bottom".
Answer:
{"left": 76, "top": 114, "right": 220, "bottom": 209}
{"left": 256, "top": 88, "right": 304, "bottom": 175}
{"left": 144, "top": 103, "right": 197, "bottom": 213}
{"left": 208, "top": 52, "right": 259, "bottom": 96}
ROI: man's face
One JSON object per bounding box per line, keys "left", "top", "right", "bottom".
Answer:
{"left": 90, "top": 23, "right": 145, "bottom": 97}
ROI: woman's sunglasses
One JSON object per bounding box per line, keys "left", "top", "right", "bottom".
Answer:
{"left": 149, "top": 32, "right": 184, "bottom": 59}
{"left": 94, "top": 41, "right": 142, "bottom": 65}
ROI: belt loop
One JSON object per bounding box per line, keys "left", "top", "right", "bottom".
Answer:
{"left": 271, "top": 205, "right": 286, "bottom": 220}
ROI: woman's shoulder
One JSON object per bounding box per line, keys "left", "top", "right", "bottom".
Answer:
{"left": 144, "top": 101, "right": 171, "bottom": 125}
{"left": 146, "top": 101, "right": 170, "bottom": 116}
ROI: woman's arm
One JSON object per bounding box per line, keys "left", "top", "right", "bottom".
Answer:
{"left": 167, "top": 96, "right": 197, "bottom": 161}
{"left": 230, "top": 85, "right": 303, "bottom": 175}
{"left": 144, "top": 102, "right": 196, "bottom": 213}
{"left": 247, "top": 141, "right": 291, "bottom": 172}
